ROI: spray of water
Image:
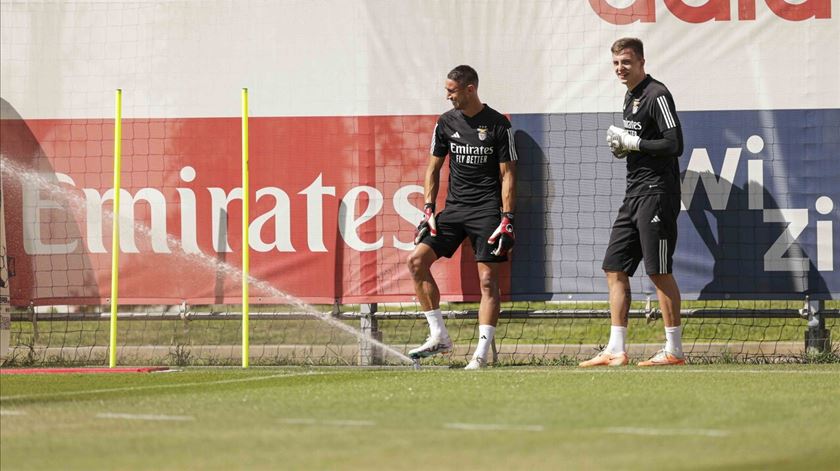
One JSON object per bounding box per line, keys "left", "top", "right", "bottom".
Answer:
{"left": 1, "top": 158, "right": 414, "bottom": 364}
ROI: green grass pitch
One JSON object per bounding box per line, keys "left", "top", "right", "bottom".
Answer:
{"left": 2, "top": 365, "right": 839, "bottom": 470}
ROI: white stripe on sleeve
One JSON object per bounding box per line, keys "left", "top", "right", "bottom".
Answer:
{"left": 657, "top": 96, "right": 676, "bottom": 129}
{"left": 430, "top": 124, "right": 438, "bottom": 154}
{"left": 507, "top": 128, "right": 518, "bottom": 161}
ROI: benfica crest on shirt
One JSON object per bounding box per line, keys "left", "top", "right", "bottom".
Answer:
{"left": 477, "top": 126, "right": 488, "bottom": 141}
{"left": 632, "top": 99, "right": 641, "bottom": 114}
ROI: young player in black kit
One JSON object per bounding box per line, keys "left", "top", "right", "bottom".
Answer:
{"left": 407, "top": 65, "right": 518, "bottom": 370}
{"left": 580, "top": 38, "right": 686, "bottom": 367}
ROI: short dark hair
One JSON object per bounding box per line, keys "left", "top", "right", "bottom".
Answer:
{"left": 611, "top": 38, "right": 644, "bottom": 58}
{"left": 447, "top": 65, "right": 479, "bottom": 88}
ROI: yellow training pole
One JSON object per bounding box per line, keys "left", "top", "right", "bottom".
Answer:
{"left": 109, "top": 89, "right": 123, "bottom": 368}
{"left": 241, "top": 88, "right": 250, "bottom": 368}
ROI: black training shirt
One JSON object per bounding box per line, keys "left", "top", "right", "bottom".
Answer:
{"left": 430, "top": 105, "right": 517, "bottom": 210}
{"left": 621, "top": 75, "right": 683, "bottom": 197}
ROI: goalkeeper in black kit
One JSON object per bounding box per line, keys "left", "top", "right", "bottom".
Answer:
{"left": 407, "top": 65, "right": 518, "bottom": 370}
{"left": 580, "top": 38, "right": 687, "bottom": 367}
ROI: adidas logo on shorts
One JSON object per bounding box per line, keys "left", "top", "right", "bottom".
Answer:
{"left": 650, "top": 215, "right": 661, "bottom": 223}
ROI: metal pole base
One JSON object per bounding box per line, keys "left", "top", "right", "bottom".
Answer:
{"left": 805, "top": 329, "right": 831, "bottom": 355}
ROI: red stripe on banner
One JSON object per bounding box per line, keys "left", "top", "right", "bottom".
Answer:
{"left": 1, "top": 115, "right": 511, "bottom": 306}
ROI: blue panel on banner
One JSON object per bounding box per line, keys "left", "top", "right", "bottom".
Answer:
{"left": 510, "top": 110, "right": 839, "bottom": 300}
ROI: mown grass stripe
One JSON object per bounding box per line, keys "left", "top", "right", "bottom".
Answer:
{"left": 508, "top": 368, "right": 840, "bottom": 375}
{"left": 445, "top": 423, "right": 544, "bottom": 432}
{"left": 605, "top": 427, "right": 730, "bottom": 437}
{"left": 280, "top": 418, "right": 376, "bottom": 427}
{"left": 96, "top": 413, "right": 195, "bottom": 422}
{"left": 0, "top": 371, "right": 326, "bottom": 402}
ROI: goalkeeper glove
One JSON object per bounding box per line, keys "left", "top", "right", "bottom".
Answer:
{"left": 608, "top": 138, "right": 629, "bottom": 159}
{"left": 414, "top": 203, "right": 437, "bottom": 244}
{"left": 606, "top": 125, "right": 640, "bottom": 158}
{"left": 488, "top": 212, "right": 515, "bottom": 257}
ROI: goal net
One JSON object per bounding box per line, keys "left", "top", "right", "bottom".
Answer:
{"left": 1, "top": 1, "right": 837, "bottom": 366}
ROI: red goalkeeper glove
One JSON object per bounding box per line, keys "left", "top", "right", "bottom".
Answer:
{"left": 414, "top": 203, "right": 437, "bottom": 244}
{"left": 488, "top": 212, "right": 515, "bottom": 256}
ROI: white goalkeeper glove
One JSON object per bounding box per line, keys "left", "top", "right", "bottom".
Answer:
{"left": 414, "top": 203, "right": 437, "bottom": 244}
{"left": 606, "top": 125, "right": 640, "bottom": 159}
{"left": 608, "top": 139, "right": 629, "bottom": 159}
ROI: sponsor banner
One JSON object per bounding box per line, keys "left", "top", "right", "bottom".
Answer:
{"left": 510, "top": 109, "right": 839, "bottom": 300}
{"left": 1, "top": 111, "right": 511, "bottom": 305}
{"left": 1, "top": 1, "right": 836, "bottom": 119}
{"left": 2, "top": 107, "right": 837, "bottom": 305}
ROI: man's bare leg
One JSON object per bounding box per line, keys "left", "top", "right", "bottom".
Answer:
{"left": 579, "top": 270, "right": 631, "bottom": 367}
{"left": 644, "top": 273, "right": 684, "bottom": 362}
{"left": 406, "top": 244, "right": 451, "bottom": 358}
{"left": 606, "top": 270, "right": 631, "bottom": 328}
{"left": 477, "top": 262, "right": 500, "bottom": 327}
{"left": 467, "top": 262, "right": 500, "bottom": 368}
{"left": 649, "top": 273, "right": 680, "bottom": 328}
{"left": 407, "top": 244, "right": 440, "bottom": 311}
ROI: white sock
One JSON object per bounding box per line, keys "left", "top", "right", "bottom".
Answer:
{"left": 473, "top": 325, "right": 496, "bottom": 360}
{"left": 605, "top": 325, "right": 627, "bottom": 354}
{"left": 665, "top": 325, "right": 683, "bottom": 356}
{"left": 424, "top": 309, "right": 448, "bottom": 339}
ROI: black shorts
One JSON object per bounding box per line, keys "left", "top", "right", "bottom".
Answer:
{"left": 419, "top": 206, "right": 507, "bottom": 263}
{"left": 602, "top": 193, "right": 679, "bottom": 276}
